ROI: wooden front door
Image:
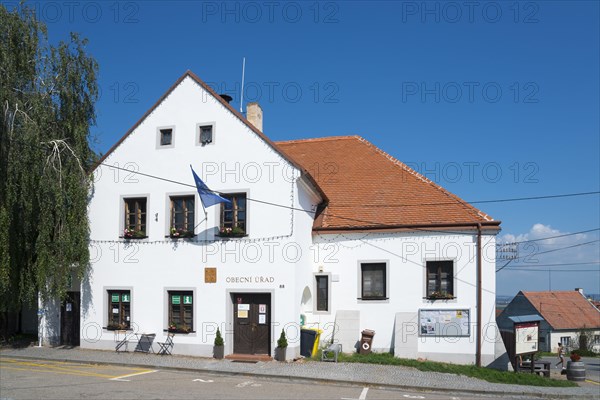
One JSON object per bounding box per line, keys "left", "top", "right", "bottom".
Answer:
{"left": 60, "top": 291, "right": 80, "bottom": 346}
{"left": 233, "top": 293, "right": 271, "bottom": 355}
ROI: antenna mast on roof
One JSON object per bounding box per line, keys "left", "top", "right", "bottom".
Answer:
{"left": 240, "top": 57, "right": 246, "bottom": 114}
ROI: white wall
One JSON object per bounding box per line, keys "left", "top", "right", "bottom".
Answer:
{"left": 81, "top": 76, "right": 318, "bottom": 359}
{"left": 75, "top": 74, "right": 500, "bottom": 365}
{"left": 306, "top": 231, "right": 498, "bottom": 364}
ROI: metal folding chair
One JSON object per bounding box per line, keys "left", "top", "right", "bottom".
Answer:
{"left": 157, "top": 333, "right": 175, "bottom": 355}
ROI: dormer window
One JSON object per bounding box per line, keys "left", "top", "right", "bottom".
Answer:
{"left": 196, "top": 123, "right": 215, "bottom": 146}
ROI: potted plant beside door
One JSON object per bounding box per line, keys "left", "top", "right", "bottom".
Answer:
{"left": 213, "top": 328, "right": 224, "bottom": 359}
{"left": 275, "top": 329, "right": 288, "bottom": 361}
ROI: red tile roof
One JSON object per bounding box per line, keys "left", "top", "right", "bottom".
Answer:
{"left": 277, "top": 136, "right": 499, "bottom": 231}
{"left": 522, "top": 291, "right": 600, "bottom": 330}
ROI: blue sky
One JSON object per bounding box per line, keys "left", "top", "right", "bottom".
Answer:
{"left": 9, "top": 0, "right": 599, "bottom": 295}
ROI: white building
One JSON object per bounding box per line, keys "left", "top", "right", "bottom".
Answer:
{"left": 40, "top": 71, "right": 502, "bottom": 365}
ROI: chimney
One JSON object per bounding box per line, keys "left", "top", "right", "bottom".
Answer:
{"left": 246, "top": 102, "right": 263, "bottom": 132}
{"left": 575, "top": 288, "right": 584, "bottom": 295}
{"left": 219, "top": 94, "right": 233, "bottom": 104}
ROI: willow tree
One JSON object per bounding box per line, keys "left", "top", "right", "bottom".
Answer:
{"left": 0, "top": 4, "right": 98, "bottom": 312}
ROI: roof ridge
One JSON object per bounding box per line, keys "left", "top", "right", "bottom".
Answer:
{"left": 354, "top": 137, "right": 494, "bottom": 222}
{"left": 277, "top": 135, "right": 362, "bottom": 144}
{"left": 523, "top": 290, "right": 586, "bottom": 294}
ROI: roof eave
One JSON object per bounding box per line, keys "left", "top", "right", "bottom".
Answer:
{"left": 313, "top": 220, "right": 502, "bottom": 234}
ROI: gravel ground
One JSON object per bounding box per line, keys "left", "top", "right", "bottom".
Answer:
{"left": 1, "top": 346, "right": 598, "bottom": 399}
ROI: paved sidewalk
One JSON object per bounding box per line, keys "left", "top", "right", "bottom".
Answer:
{"left": 1, "top": 346, "right": 598, "bottom": 399}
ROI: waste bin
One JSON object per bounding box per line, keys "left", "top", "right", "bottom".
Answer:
{"left": 359, "top": 329, "right": 375, "bottom": 355}
{"left": 300, "top": 328, "right": 322, "bottom": 357}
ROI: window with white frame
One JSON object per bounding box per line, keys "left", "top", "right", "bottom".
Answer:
{"left": 169, "top": 195, "right": 195, "bottom": 237}
{"left": 168, "top": 291, "right": 193, "bottom": 333}
{"left": 107, "top": 290, "right": 131, "bottom": 330}
{"left": 315, "top": 274, "right": 330, "bottom": 312}
{"left": 157, "top": 126, "right": 175, "bottom": 148}
{"left": 196, "top": 123, "right": 215, "bottom": 146}
{"left": 123, "top": 197, "right": 147, "bottom": 238}
{"left": 360, "top": 263, "right": 387, "bottom": 300}
{"left": 219, "top": 193, "right": 246, "bottom": 235}
{"left": 426, "top": 260, "right": 454, "bottom": 299}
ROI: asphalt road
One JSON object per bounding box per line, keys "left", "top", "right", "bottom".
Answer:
{"left": 0, "top": 357, "right": 543, "bottom": 400}
{"left": 539, "top": 356, "right": 600, "bottom": 383}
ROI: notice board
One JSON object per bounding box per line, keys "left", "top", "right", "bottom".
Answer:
{"left": 419, "top": 309, "right": 470, "bottom": 337}
{"left": 515, "top": 322, "right": 539, "bottom": 355}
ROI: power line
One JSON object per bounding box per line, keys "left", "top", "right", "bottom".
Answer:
{"left": 496, "top": 240, "right": 600, "bottom": 272}
{"left": 504, "top": 261, "right": 600, "bottom": 268}
{"left": 503, "top": 269, "right": 600, "bottom": 272}
{"left": 337, "top": 191, "right": 600, "bottom": 208}
{"left": 97, "top": 162, "right": 600, "bottom": 235}
{"left": 499, "top": 228, "right": 600, "bottom": 246}
{"left": 7, "top": 137, "right": 600, "bottom": 238}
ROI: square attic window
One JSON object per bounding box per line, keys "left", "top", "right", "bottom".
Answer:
{"left": 199, "top": 125, "right": 213, "bottom": 145}
{"left": 160, "top": 128, "right": 173, "bottom": 146}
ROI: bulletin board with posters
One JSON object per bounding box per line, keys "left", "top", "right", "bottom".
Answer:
{"left": 514, "top": 322, "right": 539, "bottom": 355}
{"left": 419, "top": 309, "right": 470, "bottom": 337}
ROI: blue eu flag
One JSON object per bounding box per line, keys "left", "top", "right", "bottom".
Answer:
{"left": 190, "top": 165, "right": 232, "bottom": 208}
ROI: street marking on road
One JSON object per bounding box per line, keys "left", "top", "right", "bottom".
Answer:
{"left": 193, "top": 378, "right": 214, "bottom": 383}
{"left": 110, "top": 369, "right": 157, "bottom": 381}
{"left": 585, "top": 379, "right": 599, "bottom": 385}
{"left": 0, "top": 358, "right": 116, "bottom": 379}
{"left": 236, "top": 380, "right": 261, "bottom": 387}
{"left": 341, "top": 387, "right": 369, "bottom": 400}
{"left": 403, "top": 395, "right": 425, "bottom": 399}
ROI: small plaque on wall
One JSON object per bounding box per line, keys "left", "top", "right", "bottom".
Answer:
{"left": 205, "top": 267, "right": 217, "bottom": 283}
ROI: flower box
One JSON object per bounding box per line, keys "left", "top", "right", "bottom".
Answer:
{"left": 106, "top": 323, "right": 130, "bottom": 331}
{"left": 426, "top": 291, "right": 455, "bottom": 300}
{"left": 217, "top": 226, "right": 246, "bottom": 238}
{"left": 168, "top": 324, "right": 191, "bottom": 334}
{"left": 169, "top": 228, "right": 195, "bottom": 239}
{"left": 123, "top": 228, "right": 146, "bottom": 239}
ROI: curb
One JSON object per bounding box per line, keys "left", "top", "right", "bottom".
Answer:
{"left": 2, "top": 353, "right": 597, "bottom": 400}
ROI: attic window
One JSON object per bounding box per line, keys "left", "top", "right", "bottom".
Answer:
{"left": 199, "top": 125, "right": 213, "bottom": 145}
{"left": 160, "top": 129, "right": 173, "bottom": 146}
{"left": 157, "top": 126, "right": 175, "bottom": 148}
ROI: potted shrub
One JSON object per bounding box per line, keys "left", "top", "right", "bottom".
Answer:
{"left": 566, "top": 350, "right": 586, "bottom": 381}
{"left": 213, "top": 328, "right": 224, "bottom": 359}
{"left": 275, "top": 329, "right": 287, "bottom": 361}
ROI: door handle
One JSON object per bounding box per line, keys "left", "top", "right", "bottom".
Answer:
{"left": 251, "top": 323, "right": 257, "bottom": 332}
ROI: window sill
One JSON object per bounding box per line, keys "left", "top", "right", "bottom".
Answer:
{"left": 165, "top": 235, "right": 196, "bottom": 240}
{"left": 105, "top": 327, "right": 132, "bottom": 331}
{"left": 164, "top": 329, "right": 195, "bottom": 334}
{"left": 120, "top": 236, "right": 148, "bottom": 240}
{"left": 216, "top": 234, "right": 248, "bottom": 239}
{"left": 357, "top": 297, "right": 389, "bottom": 301}
{"left": 423, "top": 296, "right": 456, "bottom": 301}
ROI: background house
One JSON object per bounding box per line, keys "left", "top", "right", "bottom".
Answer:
{"left": 497, "top": 289, "right": 600, "bottom": 353}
